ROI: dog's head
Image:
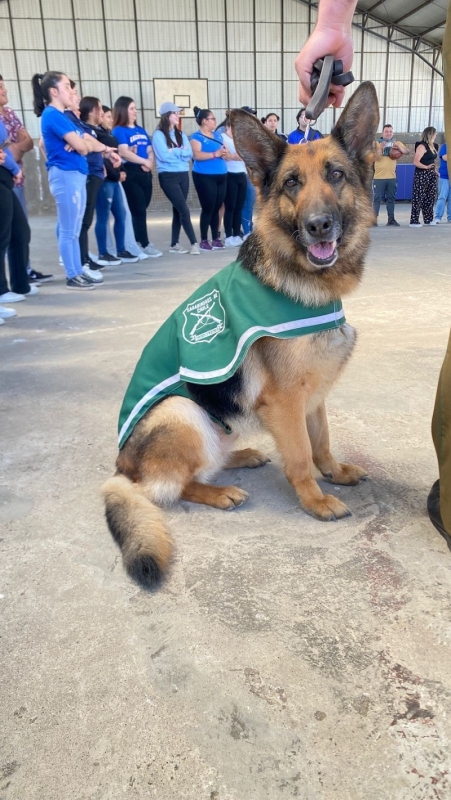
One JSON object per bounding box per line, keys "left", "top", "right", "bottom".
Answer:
{"left": 231, "top": 82, "right": 379, "bottom": 302}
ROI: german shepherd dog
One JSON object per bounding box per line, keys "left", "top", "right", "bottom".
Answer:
{"left": 102, "top": 82, "right": 379, "bottom": 589}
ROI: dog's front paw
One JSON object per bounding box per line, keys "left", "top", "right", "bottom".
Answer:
{"left": 217, "top": 486, "right": 250, "bottom": 510}
{"left": 322, "top": 463, "right": 367, "bottom": 486}
{"left": 303, "top": 494, "right": 351, "bottom": 521}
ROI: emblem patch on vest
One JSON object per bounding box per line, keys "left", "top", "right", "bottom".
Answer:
{"left": 182, "top": 290, "right": 226, "bottom": 344}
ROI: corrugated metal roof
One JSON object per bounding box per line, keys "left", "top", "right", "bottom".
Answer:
{"left": 357, "top": 0, "right": 447, "bottom": 46}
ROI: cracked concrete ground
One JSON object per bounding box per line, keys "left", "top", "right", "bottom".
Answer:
{"left": 1, "top": 204, "right": 451, "bottom": 800}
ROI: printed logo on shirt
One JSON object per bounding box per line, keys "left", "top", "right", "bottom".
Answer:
{"left": 182, "top": 290, "right": 226, "bottom": 344}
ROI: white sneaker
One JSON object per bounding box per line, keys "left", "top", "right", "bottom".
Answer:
{"left": 0, "top": 291, "right": 25, "bottom": 302}
{"left": 83, "top": 265, "right": 104, "bottom": 283}
{"left": 137, "top": 247, "right": 150, "bottom": 260}
{"left": 24, "top": 284, "right": 39, "bottom": 296}
{"left": 409, "top": 223, "right": 422, "bottom": 227}
{"left": 232, "top": 236, "right": 243, "bottom": 246}
{"left": 143, "top": 244, "right": 163, "bottom": 258}
{"left": 225, "top": 236, "right": 238, "bottom": 247}
{"left": 433, "top": 219, "right": 441, "bottom": 224}
{"left": 243, "top": 232, "right": 251, "bottom": 241}
{"left": 0, "top": 305, "right": 17, "bottom": 318}
{"left": 169, "top": 243, "right": 188, "bottom": 254}
{"left": 189, "top": 243, "right": 200, "bottom": 255}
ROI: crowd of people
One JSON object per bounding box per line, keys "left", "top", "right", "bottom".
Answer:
{"left": 1, "top": 67, "right": 450, "bottom": 321}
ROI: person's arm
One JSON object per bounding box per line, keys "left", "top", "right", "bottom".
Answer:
{"left": 117, "top": 142, "right": 151, "bottom": 169}
{"left": 0, "top": 145, "right": 20, "bottom": 176}
{"left": 152, "top": 130, "right": 191, "bottom": 166}
{"left": 62, "top": 130, "right": 89, "bottom": 155}
{"left": 413, "top": 144, "right": 434, "bottom": 169}
{"left": 191, "top": 137, "right": 227, "bottom": 162}
{"left": 8, "top": 128, "right": 34, "bottom": 161}
{"left": 394, "top": 141, "right": 409, "bottom": 155}
{"left": 295, "top": 0, "right": 357, "bottom": 107}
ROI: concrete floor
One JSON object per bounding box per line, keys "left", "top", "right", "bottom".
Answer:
{"left": 1, "top": 204, "right": 451, "bottom": 800}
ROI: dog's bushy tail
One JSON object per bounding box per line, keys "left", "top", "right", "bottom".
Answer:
{"left": 101, "top": 474, "right": 172, "bottom": 590}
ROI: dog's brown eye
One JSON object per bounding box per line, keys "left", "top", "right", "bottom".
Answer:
{"left": 331, "top": 169, "right": 344, "bottom": 181}
{"left": 285, "top": 178, "right": 297, "bottom": 187}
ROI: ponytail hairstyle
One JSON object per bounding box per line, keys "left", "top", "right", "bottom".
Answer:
{"left": 193, "top": 106, "right": 212, "bottom": 126}
{"left": 31, "top": 71, "right": 65, "bottom": 117}
{"left": 157, "top": 112, "right": 183, "bottom": 148}
{"left": 79, "top": 96, "right": 100, "bottom": 122}
{"left": 421, "top": 126, "right": 437, "bottom": 153}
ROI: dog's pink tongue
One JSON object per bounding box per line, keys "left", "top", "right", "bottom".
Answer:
{"left": 308, "top": 241, "right": 336, "bottom": 259}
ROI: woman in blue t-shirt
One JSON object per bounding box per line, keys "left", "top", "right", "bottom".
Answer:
{"left": 190, "top": 106, "right": 229, "bottom": 252}
{"left": 112, "top": 97, "right": 161, "bottom": 258}
{"left": 32, "top": 71, "right": 108, "bottom": 289}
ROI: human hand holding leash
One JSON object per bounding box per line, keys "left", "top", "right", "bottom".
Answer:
{"left": 295, "top": 0, "right": 357, "bottom": 107}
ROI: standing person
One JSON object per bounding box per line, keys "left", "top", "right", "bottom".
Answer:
{"left": 0, "top": 117, "right": 34, "bottom": 310}
{"left": 221, "top": 117, "right": 247, "bottom": 247}
{"left": 433, "top": 142, "right": 451, "bottom": 224}
{"left": 152, "top": 102, "right": 199, "bottom": 255}
{"left": 0, "top": 75, "right": 53, "bottom": 284}
{"left": 101, "top": 106, "right": 146, "bottom": 263}
{"left": 373, "top": 124, "right": 409, "bottom": 227}
{"left": 262, "top": 113, "right": 287, "bottom": 141}
{"left": 287, "top": 109, "right": 322, "bottom": 144}
{"left": 409, "top": 127, "right": 438, "bottom": 227}
{"left": 94, "top": 106, "right": 138, "bottom": 265}
{"left": 67, "top": 92, "right": 120, "bottom": 279}
{"left": 32, "top": 71, "right": 98, "bottom": 290}
{"left": 112, "top": 97, "right": 162, "bottom": 258}
{"left": 190, "top": 106, "right": 228, "bottom": 251}
{"left": 240, "top": 106, "right": 258, "bottom": 239}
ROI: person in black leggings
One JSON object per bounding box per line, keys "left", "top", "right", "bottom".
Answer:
{"left": 112, "top": 96, "right": 162, "bottom": 258}
{"left": 190, "top": 106, "right": 229, "bottom": 252}
{"left": 221, "top": 117, "right": 248, "bottom": 248}
{"left": 152, "top": 101, "right": 199, "bottom": 255}
{"left": 0, "top": 129, "right": 32, "bottom": 309}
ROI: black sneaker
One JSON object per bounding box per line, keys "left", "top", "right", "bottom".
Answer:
{"left": 97, "top": 253, "right": 122, "bottom": 266}
{"left": 28, "top": 269, "right": 54, "bottom": 283}
{"left": 116, "top": 250, "right": 139, "bottom": 263}
{"left": 85, "top": 256, "right": 104, "bottom": 271}
{"left": 387, "top": 219, "right": 400, "bottom": 227}
{"left": 66, "top": 275, "right": 96, "bottom": 290}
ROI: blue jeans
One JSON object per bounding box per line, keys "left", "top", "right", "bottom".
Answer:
{"left": 106, "top": 184, "right": 141, "bottom": 256}
{"left": 13, "top": 184, "right": 31, "bottom": 271}
{"left": 95, "top": 180, "right": 126, "bottom": 255}
{"left": 435, "top": 178, "right": 451, "bottom": 221}
{"left": 48, "top": 167, "right": 86, "bottom": 279}
{"left": 241, "top": 177, "right": 256, "bottom": 234}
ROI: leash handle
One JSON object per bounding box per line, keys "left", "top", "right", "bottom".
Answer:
{"left": 304, "top": 55, "right": 354, "bottom": 121}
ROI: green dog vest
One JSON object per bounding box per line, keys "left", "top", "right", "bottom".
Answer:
{"left": 118, "top": 260, "right": 345, "bottom": 449}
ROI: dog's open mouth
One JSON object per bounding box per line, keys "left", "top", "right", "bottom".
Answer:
{"left": 307, "top": 240, "right": 338, "bottom": 267}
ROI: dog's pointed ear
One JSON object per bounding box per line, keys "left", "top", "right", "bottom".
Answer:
{"left": 230, "top": 109, "right": 286, "bottom": 188}
{"left": 331, "top": 81, "right": 379, "bottom": 161}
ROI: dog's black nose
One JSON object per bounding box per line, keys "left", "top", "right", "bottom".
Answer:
{"left": 305, "top": 214, "right": 334, "bottom": 238}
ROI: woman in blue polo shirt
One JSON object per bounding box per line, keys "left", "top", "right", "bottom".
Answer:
{"left": 112, "top": 97, "right": 161, "bottom": 258}
{"left": 32, "top": 71, "right": 101, "bottom": 289}
{"left": 190, "top": 106, "right": 229, "bottom": 252}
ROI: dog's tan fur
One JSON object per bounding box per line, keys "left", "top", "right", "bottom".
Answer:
{"left": 102, "top": 82, "right": 379, "bottom": 589}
